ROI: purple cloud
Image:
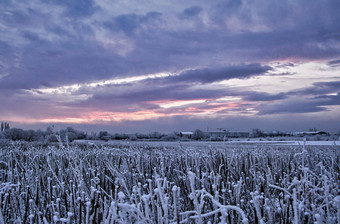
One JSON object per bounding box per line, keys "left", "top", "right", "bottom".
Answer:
{"left": 183, "top": 6, "right": 202, "bottom": 17}
{"left": 328, "top": 59, "right": 340, "bottom": 67}
{"left": 104, "top": 12, "right": 162, "bottom": 34}
{"left": 48, "top": 0, "right": 98, "bottom": 18}
{"left": 257, "top": 100, "right": 328, "bottom": 115}
{"left": 1, "top": 0, "right": 339, "bottom": 91}
{"left": 289, "top": 81, "right": 340, "bottom": 96}
{"left": 243, "top": 92, "right": 287, "bottom": 102}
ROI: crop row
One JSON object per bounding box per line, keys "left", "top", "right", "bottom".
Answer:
{"left": 0, "top": 141, "right": 339, "bottom": 223}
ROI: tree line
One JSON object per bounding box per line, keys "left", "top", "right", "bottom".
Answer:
{"left": 0, "top": 123, "right": 192, "bottom": 142}
{"left": 0, "top": 125, "right": 83, "bottom": 142}
{"left": 1, "top": 122, "right": 337, "bottom": 142}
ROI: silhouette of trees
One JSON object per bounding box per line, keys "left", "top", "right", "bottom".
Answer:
{"left": 192, "top": 129, "right": 205, "bottom": 140}
{"left": 1, "top": 122, "right": 10, "bottom": 132}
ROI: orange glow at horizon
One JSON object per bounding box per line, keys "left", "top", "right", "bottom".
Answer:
{"left": 3, "top": 97, "right": 255, "bottom": 124}
{"left": 5, "top": 103, "right": 249, "bottom": 124}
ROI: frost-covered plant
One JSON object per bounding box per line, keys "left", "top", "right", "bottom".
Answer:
{"left": 0, "top": 141, "right": 339, "bottom": 223}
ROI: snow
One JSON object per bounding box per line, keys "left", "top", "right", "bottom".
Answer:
{"left": 97, "top": 139, "right": 340, "bottom": 147}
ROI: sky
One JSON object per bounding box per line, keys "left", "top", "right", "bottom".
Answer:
{"left": 0, "top": 0, "right": 340, "bottom": 133}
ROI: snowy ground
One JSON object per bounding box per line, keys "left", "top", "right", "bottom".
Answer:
{"left": 92, "top": 139, "right": 340, "bottom": 147}
{"left": 224, "top": 140, "right": 340, "bottom": 146}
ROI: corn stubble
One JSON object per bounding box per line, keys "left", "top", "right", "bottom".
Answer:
{"left": 0, "top": 141, "right": 339, "bottom": 223}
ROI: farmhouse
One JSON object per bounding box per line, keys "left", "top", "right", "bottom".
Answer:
{"left": 179, "top": 131, "right": 193, "bottom": 138}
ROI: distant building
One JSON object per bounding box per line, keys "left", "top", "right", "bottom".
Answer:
{"left": 205, "top": 131, "right": 226, "bottom": 138}
{"left": 179, "top": 132, "right": 193, "bottom": 138}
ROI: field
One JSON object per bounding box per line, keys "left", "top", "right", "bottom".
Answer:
{"left": 0, "top": 140, "right": 339, "bottom": 223}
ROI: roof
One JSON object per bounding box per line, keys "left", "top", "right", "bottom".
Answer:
{"left": 180, "top": 132, "right": 193, "bottom": 135}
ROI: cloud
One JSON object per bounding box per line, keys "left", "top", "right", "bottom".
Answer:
{"left": 183, "top": 6, "right": 202, "bottom": 17}
{"left": 289, "top": 81, "right": 340, "bottom": 96}
{"left": 63, "top": 78, "right": 289, "bottom": 117}
{"left": 47, "top": 0, "right": 98, "bottom": 18}
{"left": 212, "top": 0, "right": 340, "bottom": 32}
{"left": 257, "top": 100, "right": 328, "bottom": 115}
{"left": 328, "top": 59, "right": 340, "bottom": 67}
{"left": 84, "top": 83, "right": 228, "bottom": 108}
{"left": 1, "top": 0, "right": 340, "bottom": 92}
{"left": 103, "top": 12, "right": 162, "bottom": 34}
{"left": 256, "top": 81, "right": 340, "bottom": 115}
{"left": 159, "top": 64, "right": 272, "bottom": 84}
{"left": 243, "top": 92, "right": 287, "bottom": 101}
{"left": 0, "top": 41, "right": 133, "bottom": 90}
{"left": 0, "top": 90, "right": 83, "bottom": 121}
{"left": 314, "top": 93, "right": 340, "bottom": 105}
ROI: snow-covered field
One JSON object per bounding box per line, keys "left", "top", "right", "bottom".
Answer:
{"left": 0, "top": 141, "right": 339, "bottom": 223}
{"left": 220, "top": 140, "right": 340, "bottom": 146}
{"left": 99, "top": 139, "right": 340, "bottom": 147}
